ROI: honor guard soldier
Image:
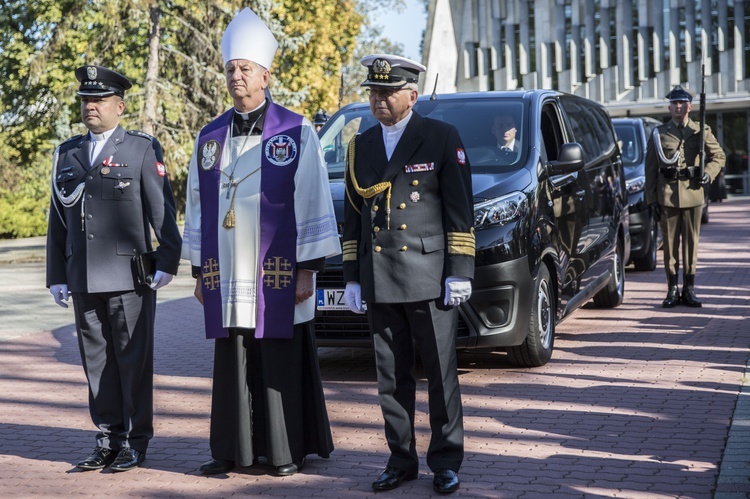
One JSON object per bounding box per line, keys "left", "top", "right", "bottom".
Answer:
{"left": 342, "top": 54, "right": 475, "bottom": 494}
{"left": 46, "top": 65, "right": 182, "bottom": 471}
{"left": 645, "top": 85, "right": 725, "bottom": 307}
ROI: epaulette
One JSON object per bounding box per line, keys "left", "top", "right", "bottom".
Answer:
{"left": 127, "top": 130, "right": 155, "bottom": 141}
{"left": 61, "top": 134, "right": 83, "bottom": 145}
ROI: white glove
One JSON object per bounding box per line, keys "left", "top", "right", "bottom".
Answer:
{"left": 344, "top": 282, "right": 366, "bottom": 314}
{"left": 50, "top": 284, "right": 70, "bottom": 308}
{"left": 444, "top": 276, "right": 472, "bottom": 307}
{"left": 149, "top": 271, "right": 174, "bottom": 290}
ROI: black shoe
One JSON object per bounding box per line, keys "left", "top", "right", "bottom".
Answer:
{"left": 372, "top": 466, "right": 418, "bottom": 491}
{"left": 76, "top": 447, "right": 117, "bottom": 470}
{"left": 433, "top": 469, "right": 460, "bottom": 494}
{"left": 662, "top": 275, "right": 680, "bottom": 308}
{"left": 109, "top": 448, "right": 144, "bottom": 472}
{"left": 276, "top": 457, "right": 305, "bottom": 476}
{"left": 681, "top": 275, "right": 702, "bottom": 307}
{"left": 199, "top": 458, "right": 235, "bottom": 475}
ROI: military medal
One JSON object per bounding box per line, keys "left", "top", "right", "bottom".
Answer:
{"left": 101, "top": 166, "right": 110, "bottom": 174}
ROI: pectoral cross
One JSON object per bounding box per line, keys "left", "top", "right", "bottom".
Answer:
{"left": 222, "top": 175, "right": 236, "bottom": 199}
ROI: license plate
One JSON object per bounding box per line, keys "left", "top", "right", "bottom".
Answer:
{"left": 316, "top": 288, "right": 367, "bottom": 311}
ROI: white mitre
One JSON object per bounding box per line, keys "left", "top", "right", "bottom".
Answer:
{"left": 221, "top": 7, "right": 278, "bottom": 69}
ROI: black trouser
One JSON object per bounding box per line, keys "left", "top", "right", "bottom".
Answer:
{"left": 368, "top": 300, "right": 464, "bottom": 473}
{"left": 72, "top": 289, "right": 155, "bottom": 453}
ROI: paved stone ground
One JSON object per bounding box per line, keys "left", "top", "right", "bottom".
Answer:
{"left": 0, "top": 199, "right": 748, "bottom": 498}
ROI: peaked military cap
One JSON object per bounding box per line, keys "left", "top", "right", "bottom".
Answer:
{"left": 75, "top": 65, "right": 132, "bottom": 98}
{"left": 666, "top": 85, "right": 693, "bottom": 102}
{"left": 313, "top": 109, "right": 330, "bottom": 126}
{"left": 360, "top": 54, "right": 426, "bottom": 88}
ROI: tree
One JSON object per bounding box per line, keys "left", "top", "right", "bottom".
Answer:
{"left": 0, "top": 0, "right": 409, "bottom": 237}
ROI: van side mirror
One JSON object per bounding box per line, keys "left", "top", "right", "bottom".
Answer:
{"left": 548, "top": 142, "right": 584, "bottom": 175}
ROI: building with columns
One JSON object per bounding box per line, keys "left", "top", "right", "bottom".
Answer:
{"left": 422, "top": 0, "right": 750, "bottom": 193}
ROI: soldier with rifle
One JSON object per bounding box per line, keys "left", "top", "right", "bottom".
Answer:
{"left": 645, "top": 74, "right": 725, "bottom": 308}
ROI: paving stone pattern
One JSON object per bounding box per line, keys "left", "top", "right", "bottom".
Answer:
{"left": 0, "top": 199, "right": 749, "bottom": 498}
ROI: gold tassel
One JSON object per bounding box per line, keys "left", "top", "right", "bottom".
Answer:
{"left": 223, "top": 183, "right": 239, "bottom": 229}
{"left": 223, "top": 208, "right": 235, "bottom": 229}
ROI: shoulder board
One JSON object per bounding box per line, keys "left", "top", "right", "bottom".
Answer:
{"left": 61, "top": 134, "right": 83, "bottom": 145}
{"left": 127, "top": 130, "right": 155, "bottom": 141}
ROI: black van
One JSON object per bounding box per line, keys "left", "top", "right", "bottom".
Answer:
{"left": 612, "top": 117, "right": 662, "bottom": 271}
{"left": 315, "top": 90, "right": 630, "bottom": 367}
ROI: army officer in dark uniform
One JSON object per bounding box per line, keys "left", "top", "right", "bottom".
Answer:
{"left": 46, "top": 66, "right": 182, "bottom": 472}
{"left": 342, "top": 54, "right": 474, "bottom": 494}
{"left": 645, "top": 85, "right": 725, "bottom": 308}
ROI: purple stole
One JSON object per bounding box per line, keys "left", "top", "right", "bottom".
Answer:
{"left": 196, "top": 104, "right": 302, "bottom": 339}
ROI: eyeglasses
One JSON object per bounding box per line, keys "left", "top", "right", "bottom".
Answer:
{"left": 367, "top": 87, "right": 410, "bottom": 100}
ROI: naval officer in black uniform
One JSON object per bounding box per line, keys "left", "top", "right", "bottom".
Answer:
{"left": 342, "top": 54, "right": 475, "bottom": 494}
{"left": 46, "top": 66, "right": 182, "bottom": 472}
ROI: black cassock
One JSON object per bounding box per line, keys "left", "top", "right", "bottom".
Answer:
{"left": 208, "top": 321, "right": 333, "bottom": 467}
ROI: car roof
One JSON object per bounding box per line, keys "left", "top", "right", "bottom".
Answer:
{"left": 340, "top": 89, "right": 569, "bottom": 112}
{"left": 611, "top": 116, "right": 662, "bottom": 125}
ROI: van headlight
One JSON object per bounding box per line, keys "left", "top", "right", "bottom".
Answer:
{"left": 473, "top": 192, "right": 528, "bottom": 229}
{"left": 626, "top": 175, "right": 645, "bottom": 194}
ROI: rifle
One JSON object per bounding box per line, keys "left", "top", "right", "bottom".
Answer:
{"left": 698, "top": 63, "right": 706, "bottom": 181}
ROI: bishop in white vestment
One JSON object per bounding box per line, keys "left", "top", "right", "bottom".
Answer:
{"left": 181, "top": 7, "right": 340, "bottom": 476}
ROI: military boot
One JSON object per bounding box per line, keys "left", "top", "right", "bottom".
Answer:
{"left": 681, "top": 274, "right": 702, "bottom": 307}
{"left": 662, "top": 274, "right": 680, "bottom": 308}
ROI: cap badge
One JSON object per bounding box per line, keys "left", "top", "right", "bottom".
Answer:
{"left": 87, "top": 66, "right": 97, "bottom": 81}
{"left": 372, "top": 59, "right": 391, "bottom": 81}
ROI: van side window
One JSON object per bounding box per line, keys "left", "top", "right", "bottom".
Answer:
{"left": 591, "top": 107, "right": 617, "bottom": 154}
{"left": 541, "top": 103, "right": 563, "bottom": 162}
{"left": 560, "top": 98, "right": 603, "bottom": 161}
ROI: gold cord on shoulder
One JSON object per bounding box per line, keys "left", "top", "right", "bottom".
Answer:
{"left": 346, "top": 138, "right": 393, "bottom": 229}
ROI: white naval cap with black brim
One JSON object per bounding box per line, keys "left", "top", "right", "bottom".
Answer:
{"left": 360, "top": 54, "right": 426, "bottom": 88}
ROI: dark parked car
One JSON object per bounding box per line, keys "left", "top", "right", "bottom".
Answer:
{"left": 612, "top": 117, "right": 662, "bottom": 270}
{"left": 315, "top": 90, "right": 630, "bottom": 367}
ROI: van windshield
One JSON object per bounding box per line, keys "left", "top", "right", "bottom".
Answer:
{"left": 319, "top": 99, "right": 527, "bottom": 177}
{"left": 612, "top": 122, "right": 643, "bottom": 167}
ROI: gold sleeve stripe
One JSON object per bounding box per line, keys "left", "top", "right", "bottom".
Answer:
{"left": 342, "top": 240, "right": 358, "bottom": 262}
{"left": 447, "top": 232, "right": 475, "bottom": 256}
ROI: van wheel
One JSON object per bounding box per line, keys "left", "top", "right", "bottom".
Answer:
{"left": 507, "top": 264, "right": 554, "bottom": 367}
{"left": 633, "top": 216, "right": 657, "bottom": 271}
{"left": 593, "top": 240, "right": 625, "bottom": 308}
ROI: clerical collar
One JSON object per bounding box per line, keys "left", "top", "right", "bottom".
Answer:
{"left": 381, "top": 110, "right": 413, "bottom": 133}
{"left": 233, "top": 100, "right": 267, "bottom": 136}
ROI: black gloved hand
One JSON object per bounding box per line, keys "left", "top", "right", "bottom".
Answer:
{"left": 700, "top": 173, "right": 710, "bottom": 185}
{"left": 651, "top": 203, "right": 661, "bottom": 222}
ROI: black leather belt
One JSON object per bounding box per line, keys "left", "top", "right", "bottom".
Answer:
{"left": 659, "top": 167, "right": 698, "bottom": 181}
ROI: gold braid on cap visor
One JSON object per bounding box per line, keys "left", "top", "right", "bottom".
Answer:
{"left": 346, "top": 137, "right": 393, "bottom": 229}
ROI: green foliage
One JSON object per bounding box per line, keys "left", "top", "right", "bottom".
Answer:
{"left": 0, "top": 0, "right": 418, "bottom": 238}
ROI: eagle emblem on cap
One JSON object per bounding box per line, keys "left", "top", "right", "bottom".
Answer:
{"left": 87, "top": 66, "right": 97, "bottom": 81}
{"left": 372, "top": 59, "right": 391, "bottom": 80}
